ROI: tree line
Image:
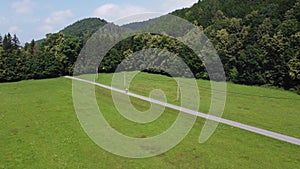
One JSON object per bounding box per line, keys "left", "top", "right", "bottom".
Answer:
{"left": 0, "top": 0, "right": 299, "bottom": 94}
{"left": 0, "top": 33, "right": 82, "bottom": 82}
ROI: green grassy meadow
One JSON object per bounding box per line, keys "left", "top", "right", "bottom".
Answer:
{"left": 0, "top": 72, "right": 300, "bottom": 168}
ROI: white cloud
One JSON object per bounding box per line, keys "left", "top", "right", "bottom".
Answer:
{"left": 92, "top": 1, "right": 198, "bottom": 25}
{"left": 0, "top": 17, "right": 6, "bottom": 24}
{"left": 11, "top": 0, "right": 35, "bottom": 14}
{"left": 93, "top": 3, "right": 151, "bottom": 24}
{"left": 161, "top": 0, "right": 198, "bottom": 12}
{"left": 115, "top": 13, "right": 163, "bottom": 25}
{"left": 37, "top": 25, "right": 54, "bottom": 34}
{"left": 9, "top": 26, "right": 23, "bottom": 34}
{"left": 36, "top": 10, "right": 74, "bottom": 37}
{"left": 45, "top": 10, "right": 74, "bottom": 25}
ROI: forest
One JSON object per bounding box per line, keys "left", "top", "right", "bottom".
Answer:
{"left": 0, "top": 0, "right": 299, "bottom": 93}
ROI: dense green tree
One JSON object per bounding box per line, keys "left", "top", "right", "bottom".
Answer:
{"left": 0, "top": 34, "right": 2, "bottom": 46}
{"left": 29, "top": 39, "right": 36, "bottom": 55}
{"left": 287, "top": 31, "right": 300, "bottom": 91}
{"left": 2, "top": 33, "right": 13, "bottom": 51}
{"left": 27, "top": 51, "right": 63, "bottom": 79}
{"left": 0, "top": 33, "right": 65, "bottom": 81}
{"left": 41, "top": 33, "right": 83, "bottom": 75}
{"left": 12, "top": 34, "right": 20, "bottom": 50}
{"left": 235, "top": 45, "right": 267, "bottom": 85}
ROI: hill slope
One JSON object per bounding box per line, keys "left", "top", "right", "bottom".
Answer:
{"left": 60, "top": 17, "right": 107, "bottom": 40}
{"left": 172, "top": 0, "right": 296, "bottom": 27}
{"left": 171, "top": 0, "right": 300, "bottom": 92}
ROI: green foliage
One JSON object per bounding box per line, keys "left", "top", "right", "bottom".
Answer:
{"left": 2, "top": 33, "right": 13, "bottom": 51}
{"left": 98, "top": 0, "right": 300, "bottom": 92}
{"left": 173, "top": 0, "right": 300, "bottom": 93}
{"left": 0, "top": 33, "right": 26, "bottom": 81}
{"left": 60, "top": 18, "right": 107, "bottom": 42}
{"left": 40, "top": 33, "right": 83, "bottom": 74}
{"left": 100, "top": 33, "right": 205, "bottom": 78}
{"left": 0, "top": 32, "right": 82, "bottom": 82}
{"left": 1, "top": 0, "right": 300, "bottom": 93}
{"left": 26, "top": 51, "right": 63, "bottom": 79}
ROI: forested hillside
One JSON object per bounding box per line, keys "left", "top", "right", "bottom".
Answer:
{"left": 0, "top": 0, "right": 299, "bottom": 93}
{"left": 60, "top": 18, "right": 107, "bottom": 42}
{"left": 101, "top": 0, "right": 300, "bottom": 92}
{"left": 172, "top": 0, "right": 300, "bottom": 91}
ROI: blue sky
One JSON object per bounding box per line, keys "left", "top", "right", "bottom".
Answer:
{"left": 0, "top": 0, "right": 198, "bottom": 43}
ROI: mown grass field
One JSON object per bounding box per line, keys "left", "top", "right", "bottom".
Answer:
{"left": 0, "top": 72, "right": 300, "bottom": 168}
